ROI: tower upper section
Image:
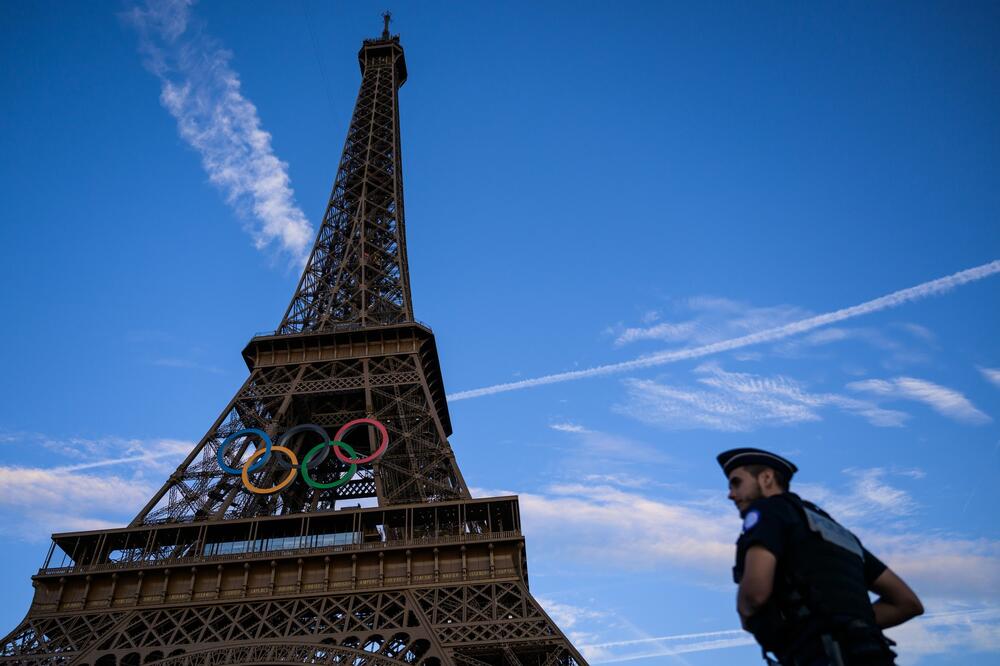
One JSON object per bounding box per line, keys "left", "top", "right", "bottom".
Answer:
{"left": 278, "top": 22, "right": 412, "bottom": 333}
{"left": 359, "top": 34, "right": 407, "bottom": 85}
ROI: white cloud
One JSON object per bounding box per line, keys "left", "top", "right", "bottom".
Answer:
{"left": 639, "top": 310, "right": 660, "bottom": 325}
{"left": 896, "top": 468, "right": 927, "bottom": 480}
{"left": 980, "top": 367, "right": 1000, "bottom": 389}
{"left": 0, "top": 435, "right": 192, "bottom": 540}
{"left": 615, "top": 364, "right": 908, "bottom": 432}
{"left": 535, "top": 597, "right": 609, "bottom": 661}
{"left": 849, "top": 377, "right": 991, "bottom": 425}
{"left": 888, "top": 604, "right": 1000, "bottom": 663}
{"left": 613, "top": 298, "right": 808, "bottom": 348}
{"left": 580, "top": 473, "right": 651, "bottom": 489}
{"left": 847, "top": 469, "right": 917, "bottom": 516}
{"left": 548, "top": 423, "right": 592, "bottom": 434}
{"left": 864, "top": 533, "right": 1000, "bottom": 600}
{"left": 538, "top": 597, "right": 606, "bottom": 629}
{"left": 449, "top": 260, "right": 1000, "bottom": 400}
{"left": 614, "top": 320, "right": 701, "bottom": 347}
{"left": 0, "top": 466, "right": 154, "bottom": 540}
{"left": 800, "top": 327, "right": 853, "bottom": 345}
{"left": 546, "top": 423, "right": 671, "bottom": 465}
{"left": 0, "top": 466, "right": 149, "bottom": 511}
{"left": 516, "top": 484, "right": 736, "bottom": 574}
{"left": 897, "top": 322, "right": 936, "bottom": 343}
{"left": 797, "top": 468, "right": 918, "bottom": 524}
{"left": 775, "top": 327, "right": 927, "bottom": 368}
{"left": 125, "top": 0, "right": 313, "bottom": 262}
{"left": 778, "top": 322, "right": 934, "bottom": 360}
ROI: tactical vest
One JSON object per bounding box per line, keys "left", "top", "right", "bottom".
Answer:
{"left": 776, "top": 493, "right": 877, "bottom": 628}
{"left": 761, "top": 494, "right": 894, "bottom": 664}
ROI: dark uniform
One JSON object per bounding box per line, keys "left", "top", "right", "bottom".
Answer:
{"left": 719, "top": 449, "right": 897, "bottom": 666}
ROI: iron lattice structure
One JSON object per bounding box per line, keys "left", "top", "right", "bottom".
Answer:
{"left": 2, "top": 20, "right": 587, "bottom": 666}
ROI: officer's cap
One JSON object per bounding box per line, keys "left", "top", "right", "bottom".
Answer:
{"left": 717, "top": 447, "right": 798, "bottom": 480}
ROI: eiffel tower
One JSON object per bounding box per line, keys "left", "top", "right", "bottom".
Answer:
{"left": 1, "top": 17, "right": 587, "bottom": 666}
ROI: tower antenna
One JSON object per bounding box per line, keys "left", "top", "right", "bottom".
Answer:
{"left": 381, "top": 10, "right": 391, "bottom": 39}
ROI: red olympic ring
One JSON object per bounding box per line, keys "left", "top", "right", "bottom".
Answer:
{"left": 333, "top": 418, "right": 389, "bottom": 465}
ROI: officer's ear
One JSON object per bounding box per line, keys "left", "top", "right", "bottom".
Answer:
{"left": 758, "top": 468, "right": 777, "bottom": 491}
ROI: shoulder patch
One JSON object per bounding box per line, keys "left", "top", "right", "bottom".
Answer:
{"left": 742, "top": 510, "right": 760, "bottom": 532}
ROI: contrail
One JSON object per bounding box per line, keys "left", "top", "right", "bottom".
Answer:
{"left": 55, "top": 440, "right": 193, "bottom": 472}
{"left": 124, "top": 0, "right": 313, "bottom": 262}
{"left": 580, "top": 607, "right": 998, "bottom": 662}
{"left": 448, "top": 260, "right": 1000, "bottom": 401}
{"left": 581, "top": 629, "right": 747, "bottom": 648}
{"left": 588, "top": 638, "right": 754, "bottom": 663}
{"left": 56, "top": 453, "right": 182, "bottom": 473}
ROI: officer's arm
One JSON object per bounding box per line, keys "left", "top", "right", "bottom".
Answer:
{"left": 870, "top": 567, "right": 923, "bottom": 628}
{"left": 737, "top": 545, "right": 776, "bottom": 627}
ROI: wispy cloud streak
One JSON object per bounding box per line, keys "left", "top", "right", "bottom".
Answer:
{"left": 125, "top": 0, "right": 313, "bottom": 261}
{"left": 849, "top": 377, "right": 991, "bottom": 425}
{"left": 448, "top": 261, "right": 1000, "bottom": 400}
{"left": 615, "top": 363, "right": 908, "bottom": 431}
{"left": 981, "top": 367, "right": 1000, "bottom": 389}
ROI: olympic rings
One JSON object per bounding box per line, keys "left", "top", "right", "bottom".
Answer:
{"left": 216, "top": 420, "right": 388, "bottom": 494}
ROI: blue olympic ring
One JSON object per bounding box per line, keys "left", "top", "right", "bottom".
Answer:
{"left": 217, "top": 429, "right": 271, "bottom": 474}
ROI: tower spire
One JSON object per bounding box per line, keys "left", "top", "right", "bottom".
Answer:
{"left": 381, "top": 10, "right": 391, "bottom": 39}
{"left": 277, "top": 16, "right": 410, "bottom": 333}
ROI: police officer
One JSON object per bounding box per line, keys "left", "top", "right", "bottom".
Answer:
{"left": 718, "top": 448, "right": 924, "bottom": 665}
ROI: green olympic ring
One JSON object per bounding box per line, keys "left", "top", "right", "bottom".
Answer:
{"left": 302, "top": 440, "right": 358, "bottom": 490}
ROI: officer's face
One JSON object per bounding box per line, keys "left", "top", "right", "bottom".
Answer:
{"left": 727, "top": 467, "right": 763, "bottom": 516}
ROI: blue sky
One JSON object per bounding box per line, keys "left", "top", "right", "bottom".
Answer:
{"left": 1, "top": 1, "right": 999, "bottom": 663}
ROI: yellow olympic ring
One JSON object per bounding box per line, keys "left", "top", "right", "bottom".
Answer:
{"left": 241, "top": 445, "right": 299, "bottom": 495}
